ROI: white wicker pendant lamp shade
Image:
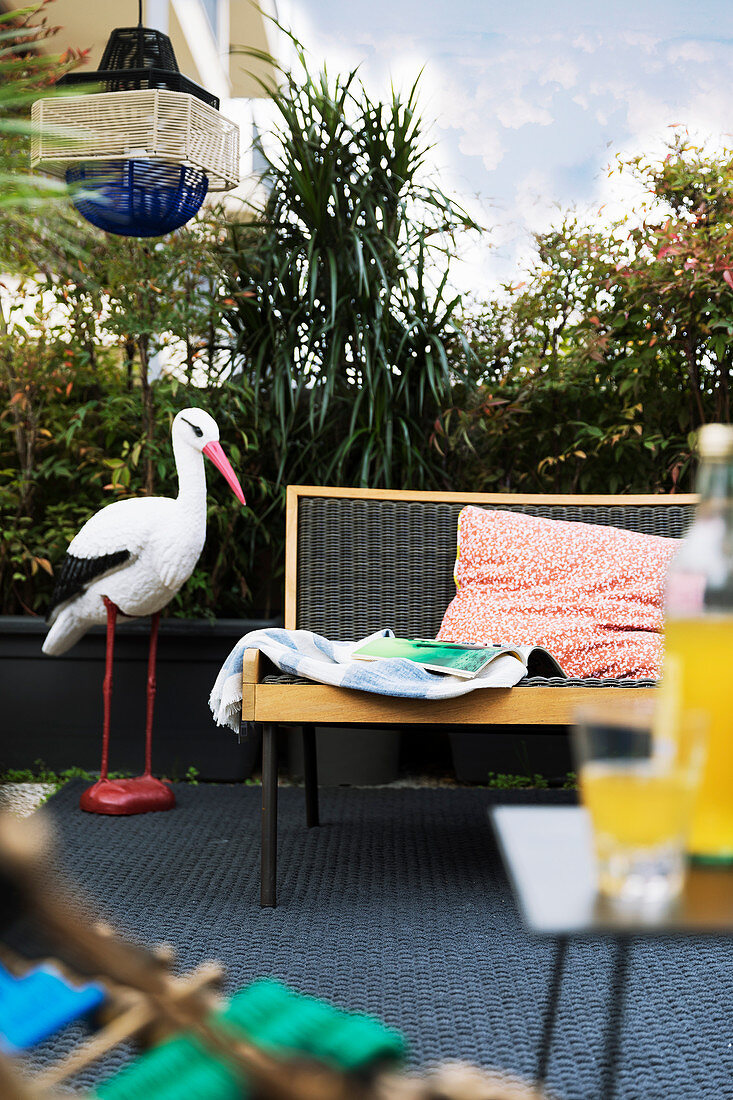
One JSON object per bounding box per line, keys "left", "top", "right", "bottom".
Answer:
{"left": 31, "top": 8, "right": 239, "bottom": 237}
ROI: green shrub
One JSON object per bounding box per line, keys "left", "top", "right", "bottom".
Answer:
{"left": 6, "top": 35, "right": 731, "bottom": 626}
{"left": 0, "top": 329, "right": 269, "bottom": 617}
{"left": 441, "top": 136, "right": 733, "bottom": 494}
{"left": 486, "top": 772, "right": 550, "bottom": 790}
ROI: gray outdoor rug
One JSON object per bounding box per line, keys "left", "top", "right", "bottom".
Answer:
{"left": 10, "top": 780, "right": 733, "bottom": 1099}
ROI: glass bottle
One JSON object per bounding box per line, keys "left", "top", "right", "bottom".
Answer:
{"left": 665, "top": 423, "right": 733, "bottom": 862}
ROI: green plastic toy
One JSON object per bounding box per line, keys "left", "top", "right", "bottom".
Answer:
{"left": 95, "top": 978, "right": 407, "bottom": 1099}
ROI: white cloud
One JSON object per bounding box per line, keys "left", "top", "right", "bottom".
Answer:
{"left": 514, "top": 169, "right": 563, "bottom": 233}
{"left": 540, "top": 58, "right": 578, "bottom": 89}
{"left": 433, "top": 75, "right": 507, "bottom": 169}
{"left": 622, "top": 32, "right": 660, "bottom": 53}
{"left": 667, "top": 40, "right": 711, "bottom": 64}
{"left": 624, "top": 89, "right": 679, "bottom": 138}
{"left": 457, "top": 127, "right": 505, "bottom": 171}
{"left": 572, "top": 32, "right": 599, "bottom": 53}
{"left": 495, "top": 96, "right": 553, "bottom": 128}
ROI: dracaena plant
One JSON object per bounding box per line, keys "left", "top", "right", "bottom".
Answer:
{"left": 219, "top": 39, "right": 478, "bottom": 496}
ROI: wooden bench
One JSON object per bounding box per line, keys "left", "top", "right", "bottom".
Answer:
{"left": 242, "top": 486, "right": 696, "bottom": 906}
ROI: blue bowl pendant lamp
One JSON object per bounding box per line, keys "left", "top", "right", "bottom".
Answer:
{"left": 65, "top": 159, "right": 209, "bottom": 238}
{"left": 31, "top": 2, "right": 239, "bottom": 237}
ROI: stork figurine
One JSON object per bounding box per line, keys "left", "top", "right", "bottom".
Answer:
{"left": 42, "top": 409, "right": 246, "bottom": 815}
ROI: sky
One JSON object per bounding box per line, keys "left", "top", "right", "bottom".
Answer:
{"left": 273, "top": 0, "right": 733, "bottom": 297}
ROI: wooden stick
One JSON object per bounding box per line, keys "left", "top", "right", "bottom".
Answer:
{"left": 32, "top": 962, "right": 224, "bottom": 1090}
{"left": 0, "top": 1055, "right": 38, "bottom": 1100}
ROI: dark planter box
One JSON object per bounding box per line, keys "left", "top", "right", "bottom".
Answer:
{"left": 449, "top": 727, "right": 572, "bottom": 784}
{"left": 286, "top": 726, "right": 401, "bottom": 785}
{"left": 0, "top": 616, "right": 280, "bottom": 781}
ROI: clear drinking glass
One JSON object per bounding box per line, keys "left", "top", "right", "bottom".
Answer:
{"left": 573, "top": 701, "right": 707, "bottom": 909}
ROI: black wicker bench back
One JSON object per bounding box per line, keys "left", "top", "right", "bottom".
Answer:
{"left": 294, "top": 498, "right": 695, "bottom": 642}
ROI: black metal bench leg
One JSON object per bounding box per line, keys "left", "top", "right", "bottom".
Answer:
{"left": 302, "top": 724, "right": 319, "bottom": 827}
{"left": 260, "top": 723, "right": 278, "bottom": 908}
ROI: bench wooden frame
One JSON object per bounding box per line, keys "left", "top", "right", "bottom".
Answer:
{"left": 242, "top": 486, "right": 697, "bottom": 907}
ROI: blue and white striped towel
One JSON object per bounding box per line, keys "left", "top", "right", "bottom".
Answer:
{"left": 209, "top": 628, "right": 529, "bottom": 732}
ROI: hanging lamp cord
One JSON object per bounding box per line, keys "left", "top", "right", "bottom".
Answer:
{"left": 136, "top": 0, "right": 144, "bottom": 68}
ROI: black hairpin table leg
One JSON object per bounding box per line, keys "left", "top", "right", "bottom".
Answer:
{"left": 598, "top": 935, "right": 630, "bottom": 1099}
{"left": 535, "top": 934, "right": 629, "bottom": 1098}
{"left": 536, "top": 934, "right": 569, "bottom": 1090}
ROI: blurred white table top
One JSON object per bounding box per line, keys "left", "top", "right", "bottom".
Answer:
{"left": 490, "top": 805, "right": 733, "bottom": 935}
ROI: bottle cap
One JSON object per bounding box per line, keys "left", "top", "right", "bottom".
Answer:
{"left": 697, "top": 423, "right": 733, "bottom": 458}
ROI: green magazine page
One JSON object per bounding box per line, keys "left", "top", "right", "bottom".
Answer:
{"left": 351, "top": 637, "right": 524, "bottom": 679}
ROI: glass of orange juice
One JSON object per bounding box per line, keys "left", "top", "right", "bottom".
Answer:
{"left": 573, "top": 701, "right": 707, "bottom": 909}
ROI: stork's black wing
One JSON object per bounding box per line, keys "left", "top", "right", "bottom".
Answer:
{"left": 46, "top": 550, "right": 130, "bottom": 622}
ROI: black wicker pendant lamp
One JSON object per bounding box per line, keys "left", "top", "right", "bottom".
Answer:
{"left": 31, "top": 1, "right": 239, "bottom": 237}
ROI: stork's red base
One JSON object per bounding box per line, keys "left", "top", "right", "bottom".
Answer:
{"left": 80, "top": 776, "right": 175, "bottom": 816}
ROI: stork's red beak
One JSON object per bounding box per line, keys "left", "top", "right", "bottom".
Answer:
{"left": 203, "top": 441, "right": 246, "bottom": 505}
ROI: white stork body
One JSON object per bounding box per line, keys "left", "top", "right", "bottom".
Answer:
{"left": 43, "top": 408, "right": 245, "bottom": 655}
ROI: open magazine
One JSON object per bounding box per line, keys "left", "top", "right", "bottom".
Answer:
{"left": 351, "top": 637, "right": 565, "bottom": 680}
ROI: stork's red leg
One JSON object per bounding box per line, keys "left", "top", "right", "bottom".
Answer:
{"left": 100, "top": 596, "right": 118, "bottom": 781}
{"left": 81, "top": 602, "right": 173, "bottom": 815}
{"left": 143, "top": 611, "right": 160, "bottom": 778}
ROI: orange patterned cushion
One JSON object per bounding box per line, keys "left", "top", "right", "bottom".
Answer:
{"left": 436, "top": 507, "right": 677, "bottom": 679}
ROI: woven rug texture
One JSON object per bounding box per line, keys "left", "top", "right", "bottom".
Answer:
{"left": 12, "top": 780, "right": 733, "bottom": 1099}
